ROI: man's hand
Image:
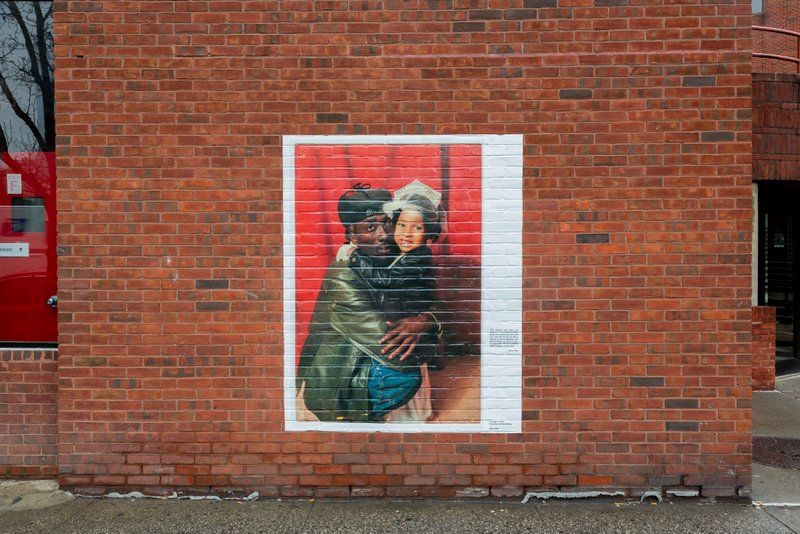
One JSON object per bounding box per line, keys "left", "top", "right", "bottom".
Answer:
{"left": 380, "top": 314, "right": 433, "bottom": 361}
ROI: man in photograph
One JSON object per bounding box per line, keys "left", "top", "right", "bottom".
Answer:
{"left": 296, "top": 185, "right": 438, "bottom": 422}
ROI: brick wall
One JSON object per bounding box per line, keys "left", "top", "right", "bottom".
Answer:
{"left": 55, "top": 1, "right": 753, "bottom": 497}
{"left": 753, "top": 0, "right": 800, "bottom": 73}
{"left": 0, "top": 350, "right": 58, "bottom": 478}
{"left": 752, "top": 306, "right": 776, "bottom": 391}
{"left": 752, "top": 72, "right": 800, "bottom": 181}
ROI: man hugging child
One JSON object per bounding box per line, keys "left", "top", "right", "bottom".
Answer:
{"left": 347, "top": 180, "right": 445, "bottom": 407}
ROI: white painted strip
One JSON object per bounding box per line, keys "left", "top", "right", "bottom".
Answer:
{"left": 666, "top": 490, "right": 700, "bottom": 497}
{"left": 522, "top": 491, "right": 626, "bottom": 503}
{"left": 753, "top": 501, "right": 800, "bottom": 508}
{"left": 95, "top": 491, "right": 259, "bottom": 501}
{"left": 282, "top": 137, "right": 297, "bottom": 430}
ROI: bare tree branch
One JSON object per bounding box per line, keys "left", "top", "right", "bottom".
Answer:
{"left": 0, "top": 122, "right": 22, "bottom": 172}
{"left": 0, "top": 2, "right": 54, "bottom": 153}
{"left": 0, "top": 69, "right": 45, "bottom": 149}
{"left": 32, "top": 2, "right": 54, "bottom": 150}
{"left": 1, "top": 1, "right": 43, "bottom": 87}
{"left": 0, "top": 122, "right": 9, "bottom": 153}
{"left": 32, "top": 2, "right": 51, "bottom": 88}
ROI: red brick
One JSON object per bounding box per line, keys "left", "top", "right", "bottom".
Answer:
{"left": 752, "top": 73, "right": 800, "bottom": 182}
{"left": 752, "top": 306, "right": 776, "bottom": 390}
{"left": 0, "top": 350, "right": 58, "bottom": 479}
{"left": 753, "top": 1, "right": 800, "bottom": 74}
{"left": 44, "top": 0, "right": 755, "bottom": 499}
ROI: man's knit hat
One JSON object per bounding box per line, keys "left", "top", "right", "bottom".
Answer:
{"left": 337, "top": 183, "right": 392, "bottom": 228}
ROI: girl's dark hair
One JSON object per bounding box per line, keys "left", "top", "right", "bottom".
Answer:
{"left": 394, "top": 194, "right": 442, "bottom": 242}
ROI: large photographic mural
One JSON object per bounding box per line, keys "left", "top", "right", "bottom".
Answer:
{"left": 283, "top": 135, "right": 522, "bottom": 432}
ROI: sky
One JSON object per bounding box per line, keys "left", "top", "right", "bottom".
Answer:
{"left": 0, "top": 1, "right": 52, "bottom": 153}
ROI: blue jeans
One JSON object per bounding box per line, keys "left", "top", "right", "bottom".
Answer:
{"left": 367, "top": 360, "right": 421, "bottom": 418}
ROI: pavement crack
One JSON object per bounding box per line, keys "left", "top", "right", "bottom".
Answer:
{"left": 298, "top": 499, "right": 316, "bottom": 533}
{"left": 764, "top": 508, "right": 798, "bottom": 534}
{"left": 776, "top": 389, "right": 798, "bottom": 402}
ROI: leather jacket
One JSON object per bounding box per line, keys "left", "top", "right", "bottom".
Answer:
{"left": 297, "top": 258, "right": 426, "bottom": 422}
{"left": 349, "top": 247, "right": 436, "bottom": 323}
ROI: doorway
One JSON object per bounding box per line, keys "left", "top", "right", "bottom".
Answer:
{"left": 758, "top": 181, "right": 800, "bottom": 375}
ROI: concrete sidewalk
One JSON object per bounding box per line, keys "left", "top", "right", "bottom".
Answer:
{"left": 0, "top": 478, "right": 796, "bottom": 533}
{"left": 751, "top": 373, "right": 800, "bottom": 531}
{"left": 0, "top": 494, "right": 794, "bottom": 534}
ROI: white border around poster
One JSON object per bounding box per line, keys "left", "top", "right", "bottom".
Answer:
{"left": 282, "top": 134, "right": 523, "bottom": 433}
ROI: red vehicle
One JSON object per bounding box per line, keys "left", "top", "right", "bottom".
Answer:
{"left": 0, "top": 152, "right": 57, "bottom": 344}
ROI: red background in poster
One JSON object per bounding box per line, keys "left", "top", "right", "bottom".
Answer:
{"left": 293, "top": 144, "right": 482, "bottom": 359}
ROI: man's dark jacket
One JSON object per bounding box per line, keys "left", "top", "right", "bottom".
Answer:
{"left": 297, "top": 258, "right": 423, "bottom": 422}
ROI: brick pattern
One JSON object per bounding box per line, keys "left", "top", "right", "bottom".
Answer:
{"left": 753, "top": 0, "right": 800, "bottom": 74}
{"left": 0, "top": 350, "right": 58, "bottom": 478}
{"left": 752, "top": 306, "right": 776, "bottom": 391}
{"left": 55, "top": 1, "right": 753, "bottom": 497}
{"left": 752, "top": 72, "right": 800, "bottom": 181}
